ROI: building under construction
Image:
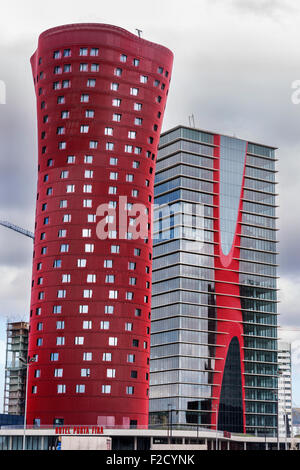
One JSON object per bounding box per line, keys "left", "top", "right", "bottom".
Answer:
{"left": 4, "top": 322, "right": 29, "bottom": 415}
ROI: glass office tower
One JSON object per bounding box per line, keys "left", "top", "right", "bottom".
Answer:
{"left": 150, "top": 126, "right": 278, "bottom": 437}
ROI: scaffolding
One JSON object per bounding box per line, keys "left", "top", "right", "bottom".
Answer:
{"left": 4, "top": 322, "right": 29, "bottom": 415}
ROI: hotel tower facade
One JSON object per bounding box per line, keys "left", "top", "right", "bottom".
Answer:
{"left": 27, "top": 23, "right": 173, "bottom": 427}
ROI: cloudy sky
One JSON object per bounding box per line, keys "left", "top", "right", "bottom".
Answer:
{"left": 1, "top": 0, "right": 300, "bottom": 409}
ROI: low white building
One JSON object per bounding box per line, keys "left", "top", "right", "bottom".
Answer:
{"left": 278, "top": 341, "right": 292, "bottom": 439}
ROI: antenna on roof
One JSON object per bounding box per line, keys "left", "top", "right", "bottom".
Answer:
{"left": 188, "top": 114, "right": 195, "bottom": 128}
{"left": 136, "top": 29, "right": 143, "bottom": 38}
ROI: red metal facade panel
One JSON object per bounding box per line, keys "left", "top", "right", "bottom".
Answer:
{"left": 211, "top": 134, "right": 247, "bottom": 432}
{"left": 27, "top": 23, "right": 173, "bottom": 426}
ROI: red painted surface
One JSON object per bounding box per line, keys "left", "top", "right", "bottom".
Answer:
{"left": 211, "top": 134, "right": 247, "bottom": 432}
{"left": 27, "top": 23, "right": 173, "bottom": 426}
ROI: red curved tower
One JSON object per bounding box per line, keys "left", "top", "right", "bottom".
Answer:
{"left": 27, "top": 23, "right": 173, "bottom": 427}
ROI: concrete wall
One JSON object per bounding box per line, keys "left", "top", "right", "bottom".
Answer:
{"left": 61, "top": 436, "right": 111, "bottom": 450}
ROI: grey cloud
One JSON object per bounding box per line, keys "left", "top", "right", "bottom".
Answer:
{"left": 212, "top": 0, "right": 297, "bottom": 18}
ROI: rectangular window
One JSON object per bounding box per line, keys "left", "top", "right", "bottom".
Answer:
{"left": 82, "top": 228, "right": 91, "bottom": 237}
{"left": 105, "top": 127, "right": 113, "bottom": 135}
{"left": 83, "top": 289, "right": 93, "bottom": 298}
{"left": 87, "top": 214, "right": 96, "bottom": 223}
{"left": 56, "top": 321, "right": 65, "bottom": 330}
{"left": 106, "top": 142, "right": 114, "bottom": 151}
{"left": 110, "top": 157, "right": 118, "bottom": 166}
{"left": 85, "top": 110, "right": 94, "bottom": 118}
{"left": 108, "top": 186, "right": 117, "bottom": 195}
{"left": 85, "top": 243, "right": 94, "bottom": 253}
{"left": 125, "top": 145, "right": 133, "bottom": 153}
{"left": 104, "top": 259, "right": 113, "bottom": 268}
{"left": 89, "top": 140, "right": 98, "bottom": 149}
{"left": 76, "top": 384, "right": 85, "bottom": 393}
{"left": 107, "top": 369, "right": 116, "bottom": 378}
{"left": 102, "top": 385, "right": 111, "bottom": 394}
{"left": 111, "top": 82, "right": 119, "bottom": 91}
{"left": 84, "top": 155, "right": 93, "bottom": 163}
{"left": 109, "top": 290, "right": 118, "bottom": 299}
{"left": 105, "top": 305, "right": 114, "bottom": 314}
{"left": 87, "top": 79, "right": 96, "bottom": 87}
{"left": 63, "top": 214, "right": 71, "bottom": 223}
{"left": 108, "top": 337, "right": 118, "bottom": 346}
{"left": 56, "top": 337, "right": 65, "bottom": 346}
{"left": 80, "top": 47, "right": 88, "bottom": 56}
{"left": 128, "top": 131, "right": 136, "bottom": 139}
{"left": 87, "top": 274, "right": 96, "bottom": 283}
{"left": 54, "top": 368, "right": 63, "bottom": 377}
{"left": 84, "top": 169, "right": 94, "bottom": 178}
{"left": 110, "top": 172, "right": 118, "bottom": 180}
{"left": 79, "top": 305, "right": 89, "bottom": 314}
{"left": 83, "top": 199, "right": 92, "bottom": 207}
{"left": 82, "top": 322, "right": 92, "bottom": 332}
{"left": 90, "top": 48, "right": 99, "bottom": 56}
{"left": 83, "top": 352, "right": 92, "bottom": 361}
{"left": 100, "top": 321, "right": 110, "bottom": 330}
{"left": 91, "top": 63, "right": 99, "bottom": 72}
{"left": 102, "top": 353, "right": 112, "bottom": 362}
{"left": 83, "top": 184, "right": 92, "bottom": 193}
{"left": 60, "top": 170, "right": 69, "bottom": 178}
{"left": 77, "top": 259, "right": 87, "bottom": 268}
{"left": 113, "top": 113, "right": 121, "bottom": 122}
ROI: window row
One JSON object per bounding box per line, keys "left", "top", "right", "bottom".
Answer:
{"left": 32, "top": 383, "right": 139, "bottom": 395}
{"left": 32, "top": 305, "right": 149, "bottom": 319}
{"left": 35, "top": 335, "right": 148, "bottom": 348}
{"left": 36, "top": 288, "right": 150, "bottom": 303}
{"left": 33, "top": 367, "right": 147, "bottom": 380}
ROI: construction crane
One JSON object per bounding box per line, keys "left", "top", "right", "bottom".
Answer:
{"left": 0, "top": 220, "right": 34, "bottom": 240}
